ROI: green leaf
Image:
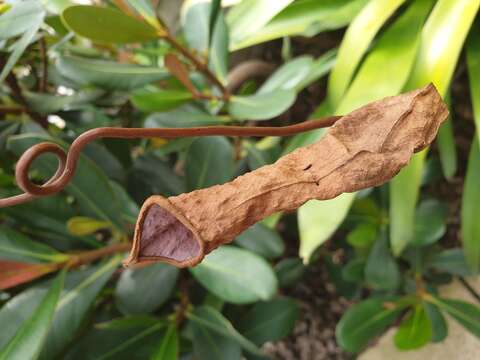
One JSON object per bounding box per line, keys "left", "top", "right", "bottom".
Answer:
{"left": 336, "top": 297, "right": 404, "bottom": 353}
{"left": 191, "top": 319, "right": 241, "bottom": 360}
{"left": 126, "top": 0, "right": 161, "bottom": 29}
{"left": 25, "top": 90, "right": 104, "bottom": 114}
{"left": 150, "top": 324, "right": 178, "bottom": 360}
{"left": 62, "top": 5, "right": 159, "bottom": 44}
{"left": 0, "top": 271, "right": 64, "bottom": 360}
{"left": 131, "top": 89, "right": 193, "bottom": 112}
{"left": 467, "top": 20, "right": 480, "bottom": 139}
{"left": 342, "top": 259, "right": 365, "bottom": 283}
{"left": 208, "top": 9, "right": 229, "bottom": 85}
{"left": 0, "top": 226, "right": 67, "bottom": 263}
{"left": 429, "top": 296, "right": 480, "bottom": 338}
{"left": 56, "top": 56, "right": 169, "bottom": 90}
{"left": 227, "top": 0, "right": 294, "bottom": 49}
{"left": 424, "top": 302, "right": 447, "bottom": 342}
{"left": 411, "top": 199, "right": 448, "bottom": 247}
{"left": 390, "top": 0, "right": 480, "bottom": 256}
{"left": 365, "top": 234, "right": 400, "bottom": 291}
{"left": 461, "top": 137, "right": 480, "bottom": 273}
{"left": 185, "top": 136, "right": 234, "bottom": 190}
{"left": 346, "top": 223, "right": 377, "bottom": 249}
{"left": 115, "top": 263, "right": 179, "bottom": 315}
{"left": 187, "top": 305, "right": 263, "bottom": 356}
{"left": 0, "top": 0, "right": 44, "bottom": 40}
{"left": 231, "top": 0, "right": 368, "bottom": 50}
{"left": 394, "top": 304, "right": 432, "bottom": 350}
{"left": 234, "top": 223, "right": 284, "bottom": 259}
{"left": 437, "top": 94, "right": 457, "bottom": 179}
{"left": 229, "top": 90, "right": 296, "bottom": 121}
{"left": 274, "top": 258, "right": 306, "bottom": 288}
{"left": 298, "top": 194, "right": 353, "bottom": 263}
{"left": 0, "top": 24, "right": 41, "bottom": 83}
{"left": 182, "top": 1, "right": 211, "bottom": 53}
{"left": 328, "top": 0, "right": 406, "bottom": 107}
{"left": 428, "top": 248, "right": 472, "bottom": 276}
{"left": 258, "top": 56, "right": 313, "bottom": 94}
{"left": 7, "top": 134, "right": 125, "bottom": 231}
{"left": 40, "top": 256, "right": 122, "bottom": 359}
{"left": 144, "top": 106, "right": 227, "bottom": 128}
{"left": 66, "top": 216, "right": 111, "bottom": 236}
{"left": 238, "top": 298, "right": 299, "bottom": 345}
{"left": 190, "top": 246, "right": 278, "bottom": 304}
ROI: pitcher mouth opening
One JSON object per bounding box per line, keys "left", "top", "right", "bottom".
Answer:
{"left": 125, "top": 196, "right": 205, "bottom": 268}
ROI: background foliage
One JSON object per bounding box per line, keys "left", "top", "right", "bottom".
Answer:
{"left": 0, "top": 0, "right": 479, "bottom": 358}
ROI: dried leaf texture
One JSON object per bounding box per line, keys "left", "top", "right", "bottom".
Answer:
{"left": 126, "top": 84, "right": 449, "bottom": 268}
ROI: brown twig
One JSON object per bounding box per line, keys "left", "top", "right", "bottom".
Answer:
{"left": 164, "top": 32, "right": 230, "bottom": 100}
{"left": 227, "top": 59, "right": 275, "bottom": 93}
{"left": 0, "top": 105, "right": 26, "bottom": 114}
{"left": 0, "top": 116, "right": 341, "bottom": 208}
{"left": 66, "top": 242, "right": 131, "bottom": 268}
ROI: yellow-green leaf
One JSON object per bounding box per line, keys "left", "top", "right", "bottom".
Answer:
{"left": 67, "top": 217, "right": 111, "bottom": 236}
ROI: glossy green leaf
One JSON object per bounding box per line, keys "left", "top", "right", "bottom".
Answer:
{"left": 390, "top": 0, "right": 480, "bottom": 255}
{"left": 258, "top": 56, "right": 313, "bottom": 94}
{"left": 365, "top": 234, "right": 400, "bottom": 291}
{"left": 0, "top": 271, "right": 64, "bottom": 360}
{"left": 182, "top": 1, "right": 210, "bottom": 52}
{"left": 231, "top": 0, "right": 368, "bottom": 50}
{"left": 40, "top": 256, "right": 122, "bottom": 359}
{"left": 346, "top": 223, "right": 377, "bottom": 249}
{"left": 429, "top": 296, "right": 480, "bottom": 338}
{"left": 328, "top": 0, "right": 406, "bottom": 107}
{"left": 437, "top": 94, "right": 457, "bottom": 179}
{"left": 0, "top": 0, "right": 44, "bottom": 40}
{"left": 0, "top": 226, "right": 67, "bottom": 263}
{"left": 126, "top": 0, "right": 161, "bottom": 29}
{"left": 394, "top": 304, "right": 432, "bottom": 350}
{"left": 191, "top": 319, "right": 241, "bottom": 360}
{"left": 298, "top": 194, "right": 353, "bottom": 263}
{"left": 428, "top": 248, "right": 472, "bottom": 276}
{"left": 25, "top": 90, "right": 104, "bottom": 114}
{"left": 227, "top": 0, "right": 293, "bottom": 49}
{"left": 185, "top": 136, "right": 234, "bottom": 190}
{"left": 56, "top": 56, "right": 169, "bottom": 90}
{"left": 461, "top": 137, "right": 480, "bottom": 273}
{"left": 208, "top": 9, "right": 229, "bottom": 85}
{"left": 234, "top": 223, "right": 284, "bottom": 259}
{"left": 274, "top": 258, "right": 306, "bottom": 288}
{"left": 424, "top": 302, "right": 447, "bottom": 342}
{"left": 190, "top": 246, "right": 278, "bottom": 304}
{"left": 336, "top": 297, "right": 404, "bottom": 353}
{"left": 8, "top": 134, "right": 124, "bottom": 231}
{"left": 238, "top": 297, "right": 299, "bottom": 345}
{"left": 66, "top": 216, "right": 111, "bottom": 236}
{"left": 151, "top": 324, "right": 178, "bottom": 360}
{"left": 229, "top": 90, "right": 296, "bottom": 121}
{"left": 145, "top": 106, "right": 227, "bottom": 128}
{"left": 187, "top": 305, "right": 263, "bottom": 355}
{"left": 131, "top": 89, "right": 193, "bottom": 112}
{"left": 62, "top": 5, "right": 159, "bottom": 44}
{"left": 411, "top": 199, "right": 448, "bottom": 247}
{"left": 115, "top": 263, "right": 179, "bottom": 315}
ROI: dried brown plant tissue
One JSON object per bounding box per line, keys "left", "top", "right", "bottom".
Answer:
{"left": 126, "top": 84, "right": 449, "bottom": 268}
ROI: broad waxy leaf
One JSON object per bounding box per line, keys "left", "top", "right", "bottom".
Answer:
{"left": 234, "top": 223, "right": 284, "bottom": 259}
{"left": 429, "top": 296, "right": 480, "bottom": 338}
{"left": 228, "top": 90, "right": 296, "bottom": 121}
{"left": 390, "top": 0, "right": 480, "bottom": 255}
{"left": 424, "top": 302, "right": 448, "bottom": 342}
{"left": 40, "top": 256, "right": 122, "bottom": 359}
{"left": 0, "top": 271, "right": 64, "bottom": 360}
{"left": 460, "top": 137, "right": 480, "bottom": 273}
{"left": 258, "top": 56, "right": 313, "bottom": 94}
{"left": 182, "top": 1, "right": 211, "bottom": 53}
{"left": 150, "top": 324, "right": 178, "bottom": 360}
{"left": 7, "top": 134, "right": 125, "bottom": 231}
{"left": 191, "top": 319, "right": 241, "bottom": 360}
{"left": 187, "top": 305, "right": 263, "bottom": 356}
{"left": 190, "top": 246, "right": 278, "bottom": 304}
{"left": 208, "top": 8, "right": 229, "bottom": 85}
{"left": 328, "top": 0, "right": 406, "bottom": 107}
{"left": 0, "top": 0, "right": 44, "bottom": 40}
{"left": 56, "top": 56, "right": 169, "bottom": 91}
{"left": 115, "top": 263, "right": 179, "bottom": 315}
{"left": 411, "top": 199, "right": 448, "bottom": 247}
{"left": 231, "top": 0, "right": 368, "bottom": 50}
{"left": 365, "top": 234, "right": 400, "bottom": 291}
{"left": 394, "top": 304, "right": 432, "bottom": 350}
{"left": 336, "top": 297, "right": 405, "bottom": 353}
{"left": 296, "top": 0, "right": 431, "bottom": 263}
{"left": 227, "top": 0, "right": 293, "bottom": 49}
{"left": 185, "top": 136, "right": 234, "bottom": 190}
{"left": 238, "top": 297, "right": 299, "bottom": 345}
{"left": 437, "top": 93, "right": 457, "bottom": 179}
{"left": 0, "top": 226, "right": 68, "bottom": 263}
{"left": 131, "top": 89, "right": 193, "bottom": 112}
{"left": 428, "top": 248, "right": 472, "bottom": 276}
{"left": 274, "top": 258, "right": 306, "bottom": 288}
{"left": 62, "top": 5, "right": 159, "bottom": 44}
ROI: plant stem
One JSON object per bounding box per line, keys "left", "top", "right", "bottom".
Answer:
{"left": 164, "top": 32, "right": 230, "bottom": 100}
{"left": 67, "top": 242, "right": 131, "bottom": 268}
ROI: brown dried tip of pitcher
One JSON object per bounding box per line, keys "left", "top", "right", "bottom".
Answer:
{"left": 125, "top": 83, "right": 449, "bottom": 268}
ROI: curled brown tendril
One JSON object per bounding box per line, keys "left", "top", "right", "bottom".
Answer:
{"left": 0, "top": 116, "right": 341, "bottom": 208}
